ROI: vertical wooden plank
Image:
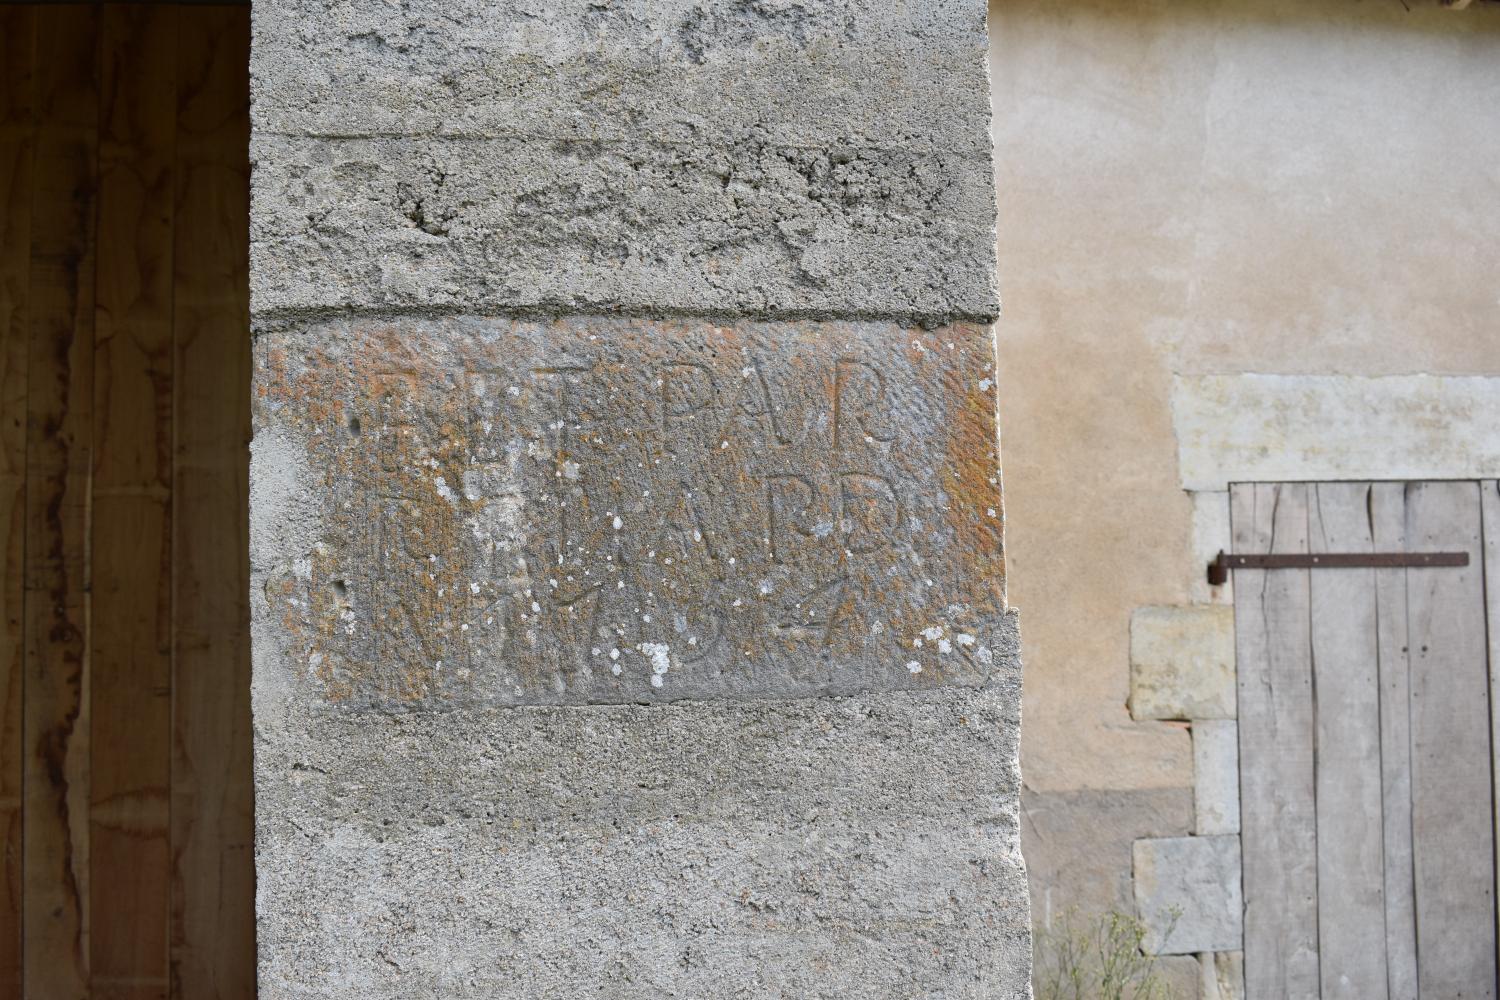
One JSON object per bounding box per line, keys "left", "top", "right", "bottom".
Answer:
{"left": 1307, "top": 482, "right": 1387, "bottom": 1000}
{"left": 1483, "top": 480, "right": 1500, "bottom": 995}
{"left": 1406, "top": 480, "right": 1495, "bottom": 998}
{"left": 1232, "top": 482, "right": 1319, "bottom": 1000}
{"left": 1371, "top": 481, "right": 1418, "bottom": 1000}
{"left": 91, "top": 7, "right": 178, "bottom": 999}
{"left": 170, "top": 8, "right": 254, "bottom": 998}
{"left": 23, "top": 6, "right": 98, "bottom": 999}
{"left": 0, "top": 7, "right": 36, "bottom": 994}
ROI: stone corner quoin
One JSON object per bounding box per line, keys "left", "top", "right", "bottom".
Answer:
{"left": 248, "top": 1, "right": 1027, "bottom": 997}
{"left": 245, "top": 0, "right": 1001, "bottom": 327}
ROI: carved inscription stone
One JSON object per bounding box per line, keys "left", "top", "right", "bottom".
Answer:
{"left": 257, "top": 316, "right": 1015, "bottom": 707}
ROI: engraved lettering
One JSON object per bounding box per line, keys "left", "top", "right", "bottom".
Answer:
{"left": 838, "top": 472, "right": 904, "bottom": 554}
{"left": 763, "top": 473, "right": 817, "bottom": 564}
{"left": 660, "top": 362, "right": 718, "bottom": 444}
{"left": 833, "top": 359, "right": 895, "bottom": 450}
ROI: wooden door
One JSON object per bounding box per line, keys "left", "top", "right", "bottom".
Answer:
{"left": 0, "top": 6, "right": 253, "bottom": 998}
{"left": 1233, "top": 481, "right": 1499, "bottom": 1000}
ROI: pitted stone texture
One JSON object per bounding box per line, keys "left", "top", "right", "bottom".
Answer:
{"left": 252, "top": 686, "right": 1030, "bottom": 999}
{"left": 248, "top": 134, "right": 996, "bottom": 322}
{"left": 250, "top": 0, "right": 991, "bottom": 153}
{"left": 253, "top": 315, "right": 1014, "bottom": 709}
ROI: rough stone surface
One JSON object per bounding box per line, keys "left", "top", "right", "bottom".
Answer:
{"left": 247, "top": 0, "right": 999, "bottom": 323}
{"left": 1133, "top": 836, "right": 1243, "bottom": 956}
{"left": 250, "top": 0, "right": 991, "bottom": 150}
{"left": 252, "top": 685, "right": 1029, "bottom": 997}
{"left": 251, "top": 0, "right": 1023, "bottom": 994}
{"left": 1129, "top": 605, "right": 1236, "bottom": 722}
{"left": 254, "top": 315, "right": 1015, "bottom": 708}
{"left": 1193, "top": 720, "right": 1239, "bottom": 836}
{"left": 1172, "top": 373, "right": 1500, "bottom": 491}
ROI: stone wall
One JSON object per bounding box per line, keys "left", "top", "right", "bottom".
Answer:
{"left": 250, "top": 2, "right": 1027, "bottom": 997}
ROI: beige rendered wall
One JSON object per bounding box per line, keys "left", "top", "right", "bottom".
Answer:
{"left": 990, "top": 0, "right": 1500, "bottom": 988}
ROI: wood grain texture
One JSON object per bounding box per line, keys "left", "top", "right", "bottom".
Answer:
{"left": 0, "top": 7, "right": 35, "bottom": 992}
{"left": 23, "top": 7, "right": 98, "bottom": 998}
{"left": 1370, "top": 482, "right": 1418, "bottom": 1000}
{"left": 1232, "top": 481, "right": 1320, "bottom": 1000}
{"left": 1484, "top": 480, "right": 1500, "bottom": 992}
{"left": 90, "top": 7, "right": 177, "bottom": 998}
{"left": 1404, "top": 481, "right": 1495, "bottom": 999}
{"left": 1307, "top": 482, "right": 1386, "bottom": 1000}
{"left": 169, "top": 8, "right": 253, "bottom": 998}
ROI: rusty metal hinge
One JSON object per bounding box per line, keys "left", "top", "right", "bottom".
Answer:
{"left": 1207, "top": 549, "right": 1470, "bottom": 586}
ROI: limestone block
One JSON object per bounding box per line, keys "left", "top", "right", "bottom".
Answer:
{"left": 250, "top": 0, "right": 992, "bottom": 155}
{"left": 252, "top": 686, "right": 1030, "bottom": 998}
{"left": 1193, "top": 720, "right": 1240, "bottom": 835}
{"left": 248, "top": 134, "right": 997, "bottom": 323}
{"left": 1130, "top": 605, "right": 1236, "bottom": 721}
{"left": 246, "top": 0, "right": 999, "bottom": 323}
{"left": 1153, "top": 956, "right": 1204, "bottom": 1000}
{"left": 1133, "top": 836, "right": 1243, "bottom": 955}
{"left": 1202, "top": 950, "right": 1245, "bottom": 1000}
{"left": 253, "top": 315, "right": 1016, "bottom": 709}
{"left": 1172, "top": 374, "right": 1500, "bottom": 491}
{"left": 1189, "top": 490, "right": 1232, "bottom": 605}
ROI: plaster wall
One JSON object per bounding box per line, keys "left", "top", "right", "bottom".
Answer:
{"left": 989, "top": 0, "right": 1500, "bottom": 961}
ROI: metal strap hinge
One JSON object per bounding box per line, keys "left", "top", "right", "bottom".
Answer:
{"left": 1207, "top": 549, "right": 1470, "bottom": 586}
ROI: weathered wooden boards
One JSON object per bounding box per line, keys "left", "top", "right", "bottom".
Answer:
{"left": 1234, "top": 481, "right": 1497, "bottom": 1000}
{"left": 1233, "top": 482, "right": 1319, "bottom": 999}
{"left": 0, "top": 6, "right": 35, "bottom": 993}
{"left": 170, "top": 9, "right": 253, "bottom": 998}
{"left": 24, "top": 10, "right": 100, "bottom": 997}
{"left": 0, "top": 6, "right": 252, "bottom": 998}
{"left": 92, "top": 8, "right": 177, "bottom": 996}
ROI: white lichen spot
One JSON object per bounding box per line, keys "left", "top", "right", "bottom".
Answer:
{"left": 906, "top": 661, "right": 923, "bottom": 674}
{"left": 470, "top": 582, "right": 481, "bottom": 595}
{"left": 562, "top": 460, "right": 581, "bottom": 480}
{"left": 956, "top": 633, "right": 977, "bottom": 648}
{"left": 530, "top": 601, "right": 541, "bottom": 613}
{"left": 920, "top": 625, "right": 945, "bottom": 642}
{"left": 938, "top": 638, "right": 953, "bottom": 654}
{"left": 638, "top": 642, "right": 672, "bottom": 687}
{"left": 987, "top": 508, "right": 997, "bottom": 518}
{"left": 976, "top": 646, "right": 994, "bottom": 665}
{"left": 612, "top": 515, "right": 623, "bottom": 530}
{"left": 609, "top": 648, "right": 620, "bottom": 660}
{"left": 978, "top": 378, "right": 993, "bottom": 392}
{"left": 758, "top": 580, "right": 774, "bottom": 595}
